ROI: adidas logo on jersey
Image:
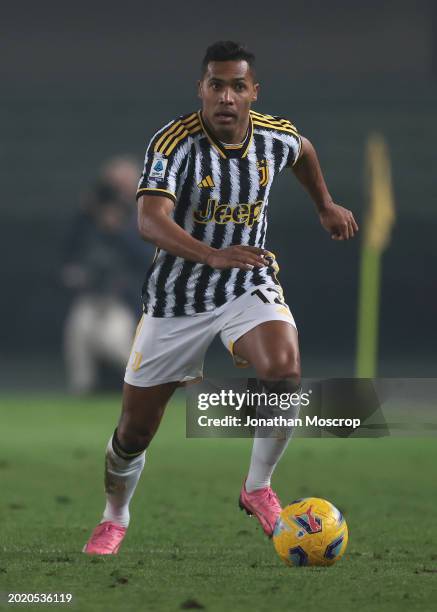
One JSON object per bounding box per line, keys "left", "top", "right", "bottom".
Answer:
{"left": 197, "top": 175, "right": 215, "bottom": 188}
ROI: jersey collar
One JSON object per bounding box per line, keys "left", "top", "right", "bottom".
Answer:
{"left": 198, "top": 111, "right": 253, "bottom": 159}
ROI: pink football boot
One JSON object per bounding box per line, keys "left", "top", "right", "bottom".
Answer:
{"left": 83, "top": 521, "right": 127, "bottom": 555}
{"left": 239, "top": 480, "right": 282, "bottom": 537}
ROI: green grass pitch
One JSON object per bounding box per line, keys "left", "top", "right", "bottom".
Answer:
{"left": 0, "top": 393, "right": 436, "bottom": 611}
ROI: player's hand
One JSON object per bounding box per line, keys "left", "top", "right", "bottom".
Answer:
{"left": 319, "top": 203, "right": 359, "bottom": 240}
{"left": 205, "top": 245, "right": 269, "bottom": 270}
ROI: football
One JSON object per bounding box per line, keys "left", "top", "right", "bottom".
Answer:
{"left": 272, "top": 497, "right": 348, "bottom": 567}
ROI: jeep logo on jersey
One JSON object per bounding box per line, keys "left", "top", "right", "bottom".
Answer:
{"left": 193, "top": 199, "right": 263, "bottom": 227}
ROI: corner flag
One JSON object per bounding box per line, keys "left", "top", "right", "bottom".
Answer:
{"left": 356, "top": 133, "right": 396, "bottom": 378}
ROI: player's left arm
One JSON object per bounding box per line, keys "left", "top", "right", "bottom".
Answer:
{"left": 292, "top": 136, "right": 359, "bottom": 240}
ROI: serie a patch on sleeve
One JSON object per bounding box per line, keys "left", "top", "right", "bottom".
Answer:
{"left": 150, "top": 154, "right": 168, "bottom": 179}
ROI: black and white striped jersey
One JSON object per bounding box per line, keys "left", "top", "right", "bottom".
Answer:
{"left": 136, "top": 109, "right": 301, "bottom": 317}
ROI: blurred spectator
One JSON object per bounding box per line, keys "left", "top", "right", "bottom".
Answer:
{"left": 100, "top": 155, "right": 141, "bottom": 203}
{"left": 61, "top": 156, "right": 153, "bottom": 395}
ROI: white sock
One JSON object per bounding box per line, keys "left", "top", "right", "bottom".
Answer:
{"left": 246, "top": 390, "right": 300, "bottom": 492}
{"left": 245, "top": 432, "right": 293, "bottom": 492}
{"left": 101, "top": 436, "right": 146, "bottom": 528}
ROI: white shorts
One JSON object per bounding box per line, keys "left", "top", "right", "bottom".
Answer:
{"left": 124, "top": 283, "right": 297, "bottom": 387}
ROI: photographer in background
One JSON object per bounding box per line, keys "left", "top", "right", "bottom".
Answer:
{"left": 61, "top": 156, "right": 153, "bottom": 395}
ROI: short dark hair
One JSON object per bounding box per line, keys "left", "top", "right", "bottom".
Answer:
{"left": 201, "top": 41, "right": 256, "bottom": 78}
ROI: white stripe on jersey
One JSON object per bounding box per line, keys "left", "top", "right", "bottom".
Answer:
{"left": 202, "top": 156, "right": 241, "bottom": 308}
{"left": 221, "top": 158, "right": 242, "bottom": 301}
{"left": 241, "top": 137, "right": 264, "bottom": 292}
{"left": 182, "top": 138, "right": 205, "bottom": 316}
{"left": 191, "top": 144, "right": 223, "bottom": 313}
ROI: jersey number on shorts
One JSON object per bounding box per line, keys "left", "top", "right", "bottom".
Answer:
{"left": 251, "top": 288, "right": 283, "bottom": 305}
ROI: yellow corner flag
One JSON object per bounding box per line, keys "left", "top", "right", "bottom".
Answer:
{"left": 356, "top": 133, "right": 396, "bottom": 378}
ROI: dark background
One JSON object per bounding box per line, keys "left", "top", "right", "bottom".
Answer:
{"left": 1, "top": 0, "right": 436, "bottom": 388}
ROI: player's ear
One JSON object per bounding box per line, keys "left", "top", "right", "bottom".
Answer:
{"left": 252, "top": 83, "right": 260, "bottom": 102}
{"left": 197, "top": 80, "right": 203, "bottom": 100}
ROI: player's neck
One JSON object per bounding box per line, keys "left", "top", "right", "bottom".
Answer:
{"left": 202, "top": 113, "right": 250, "bottom": 145}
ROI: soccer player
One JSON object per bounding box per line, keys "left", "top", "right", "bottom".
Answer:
{"left": 84, "top": 41, "right": 358, "bottom": 554}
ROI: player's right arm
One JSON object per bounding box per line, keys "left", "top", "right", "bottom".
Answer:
{"left": 137, "top": 194, "right": 267, "bottom": 271}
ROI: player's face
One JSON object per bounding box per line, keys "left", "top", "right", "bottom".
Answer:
{"left": 198, "top": 60, "right": 259, "bottom": 142}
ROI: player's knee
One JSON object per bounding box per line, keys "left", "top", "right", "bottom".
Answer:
{"left": 257, "top": 353, "right": 300, "bottom": 387}
{"left": 116, "top": 425, "right": 153, "bottom": 453}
